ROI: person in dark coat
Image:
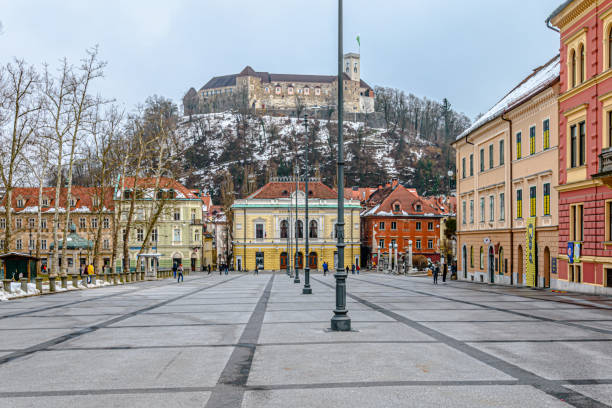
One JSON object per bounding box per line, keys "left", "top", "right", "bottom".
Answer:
{"left": 442, "top": 262, "right": 447, "bottom": 283}
{"left": 351, "top": 264, "right": 355, "bottom": 274}
{"left": 433, "top": 263, "right": 439, "bottom": 285}
{"left": 177, "top": 263, "right": 184, "bottom": 283}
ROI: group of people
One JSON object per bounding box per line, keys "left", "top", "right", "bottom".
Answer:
{"left": 78, "top": 263, "right": 96, "bottom": 284}
{"left": 432, "top": 261, "right": 457, "bottom": 285}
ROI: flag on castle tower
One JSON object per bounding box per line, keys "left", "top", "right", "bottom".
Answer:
{"left": 356, "top": 35, "right": 360, "bottom": 48}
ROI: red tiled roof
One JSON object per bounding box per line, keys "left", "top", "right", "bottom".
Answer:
{"left": 248, "top": 181, "right": 337, "bottom": 200}
{"left": 120, "top": 177, "right": 198, "bottom": 200}
{"left": 344, "top": 187, "right": 377, "bottom": 201}
{"left": 362, "top": 185, "right": 446, "bottom": 217}
{"left": 5, "top": 186, "right": 114, "bottom": 212}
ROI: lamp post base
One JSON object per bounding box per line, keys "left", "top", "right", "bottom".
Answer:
{"left": 331, "top": 313, "right": 351, "bottom": 331}
{"left": 302, "top": 287, "right": 312, "bottom": 294}
{"left": 294, "top": 273, "right": 300, "bottom": 284}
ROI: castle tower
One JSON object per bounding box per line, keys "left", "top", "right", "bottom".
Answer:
{"left": 343, "top": 53, "right": 360, "bottom": 82}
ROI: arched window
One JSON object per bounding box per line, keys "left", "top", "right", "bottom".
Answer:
{"left": 309, "top": 220, "right": 318, "bottom": 238}
{"left": 479, "top": 246, "right": 484, "bottom": 269}
{"left": 499, "top": 247, "right": 504, "bottom": 274}
{"left": 470, "top": 246, "right": 473, "bottom": 268}
{"left": 571, "top": 49, "right": 576, "bottom": 88}
{"left": 609, "top": 26, "right": 612, "bottom": 69}
{"left": 296, "top": 220, "right": 303, "bottom": 238}
{"left": 579, "top": 44, "right": 585, "bottom": 83}
{"left": 280, "top": 220, "right": 288, "bottom": 239}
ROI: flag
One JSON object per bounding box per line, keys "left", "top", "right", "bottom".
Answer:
{"left": 356, "top": 35, "right": 360, "bottom": 48}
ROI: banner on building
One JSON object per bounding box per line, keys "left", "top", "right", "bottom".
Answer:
{"left": 525, "top": 217, "right": 536, "bottom": 287}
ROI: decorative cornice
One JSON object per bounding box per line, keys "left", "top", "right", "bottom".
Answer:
{"left": 554, "top": 0, "right": 597, "bottom": 30}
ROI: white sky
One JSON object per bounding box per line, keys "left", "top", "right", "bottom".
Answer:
{"left": 0, "top": 0, "right": 562, "bottom": 120}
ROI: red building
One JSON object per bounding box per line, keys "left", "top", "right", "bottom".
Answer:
{"left": 549, "top": 0, "right": 612, "bottom": 293}
{"left": 361, "top": 181, "right": 451, "bottom": 267}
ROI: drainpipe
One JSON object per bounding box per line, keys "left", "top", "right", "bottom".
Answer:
{"left": 501, "top": 114, "right": 513, "bottom": 285}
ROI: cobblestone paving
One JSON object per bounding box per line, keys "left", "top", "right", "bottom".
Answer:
{"left": 0, "top": 272, "right": 611, "bottom": 407}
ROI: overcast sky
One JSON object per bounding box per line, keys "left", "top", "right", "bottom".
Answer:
{"left": 1, "top": 0, "right": 562, "bottom": 120}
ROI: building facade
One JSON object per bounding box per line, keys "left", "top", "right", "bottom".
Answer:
{"left": 184, "top": 53, "right": 374, "bottom": 115}
{"left": 232, "top": 178, "right": 361, "bottom": 271}
{"left": 115, "top": 177, "right": 204, "bottom": 272}
{"left": 453, "top": 56, "right": 560, "bottom": 287}
{"left": 361, "top": 182, "right": 450, "bottom": 268}
{"left": 1, "top": 187, "right": 115, "bottom": 274}
{"left": 549, "top": 0, "right": 612, "bottom": 294}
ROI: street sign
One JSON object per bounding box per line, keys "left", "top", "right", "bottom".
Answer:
{"left": 567, "top": 242, "right": 574, "bottom": 264}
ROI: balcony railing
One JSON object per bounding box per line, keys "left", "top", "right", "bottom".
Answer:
{"left": 599, "top": 147, "right": 612, "bottom": 174}
{"left": 190, "top": 219, "right": 202, "bottom": 225}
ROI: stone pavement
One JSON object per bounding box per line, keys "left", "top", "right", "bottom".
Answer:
{"left": 0, "top": 272, "right": 611, "bottom": 407}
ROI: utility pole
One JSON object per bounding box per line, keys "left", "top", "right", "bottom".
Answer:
{"left": 331, "top": 0, "right": 350, "bottom": 331}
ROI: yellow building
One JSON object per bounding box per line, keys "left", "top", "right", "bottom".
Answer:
{"left": 232, "top": 178, "right": 361, "bottom": 271}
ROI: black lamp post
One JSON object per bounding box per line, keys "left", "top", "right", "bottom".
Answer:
{"left": 331, "top": 0, "right": 350, "bottom": 331}
{"left": 303, "top": 114, "right": 312, "bottom": 295}
{"left": 294, "top": 164, "right": 300, "bottom": 284}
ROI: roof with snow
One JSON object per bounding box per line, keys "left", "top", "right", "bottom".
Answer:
{"left": 3, "top": 187, "right": 114, "bottom": 213}
{"left": 456, "top": 55, "right": 560, "bottom": 141}
{"left": 118, "top": 177, "right": 199, "bottom": 200}
{"left": 247, "top": 181, "right": 338, "bottom": 200}
{"left": 361, "top": 184, "right": 450, "bottom": 218}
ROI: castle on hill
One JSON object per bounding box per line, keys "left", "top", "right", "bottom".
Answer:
{"left": 183, "top": 53, "right": 374, "bottom": 115}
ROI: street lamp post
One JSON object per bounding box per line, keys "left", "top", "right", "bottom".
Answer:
{"left": 294, "top": 165, "right": 300, "bottom": 284}
{"left": 331, "top": 0, "right": 350, "bottom": 331}
{"left": 287, "top": 198, "right": 291, "bottom": 277}
{"left": 303, "top": 114, "right": 312, "bottom": 294}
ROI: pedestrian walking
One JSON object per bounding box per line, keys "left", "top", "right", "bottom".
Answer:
{"left": 208, "top": 264, "right": 211, "bottom": 274}
{"left": 451, "top": 261, "right": 457, "bottom": 279}
{"left": 351, "top": 264, "right": 355, "bottom": 274}
{"left": 224, "top": 264, "right": 228, "bottom": 275}
{"left": 433, "top": 263, "right": 439, "bottom": 285}
{"left": 322, "top": 261, "right": 327, "bottom": 276}
{"left": 356, "top": 264, "right": 360, "bottom": 274}
{"left": 346, "top": 265, "right": 349, "bottom": 274}
{"left": 172, "top": 262, "right": 178, "bottom": 279}
{"left": 86, "top": 263, "right": 94, "bottom": 285}
{"left": 177, "top": 263, "right": 184, "bottom": 283}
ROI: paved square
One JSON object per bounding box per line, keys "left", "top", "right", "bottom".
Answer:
{"left": 0, "top": 272, "right": 611, "bottom": 407}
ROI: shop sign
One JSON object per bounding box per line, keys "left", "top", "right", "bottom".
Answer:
{"left": 525, "top": 217, "right": 536, "bottom": 288}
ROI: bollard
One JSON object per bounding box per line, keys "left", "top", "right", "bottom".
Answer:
{"left": 36, "top": 277, "right": 43, "bottom": 293}
{"left": 90, "top": 274, "right": 97, "bottom": 286}
{"left": 61, "top": 275, "right": 68, "bottom": 289}
{"left": 132, "top": 272, "right": 137, "bottom": 282}
{"left": 140, "top": 271, "right": 145, "bottom": 281}
{"left": 111, "top": 273, "right": 117, "bottom": 285}
{"left": 71, "top": 274, "right": 79, "bottom": 288}
{"left": 134, "top": 272, "right": 140, "bottom": 282}
{"left": 121, "top": 273, "right": 126, "bottom": 283}
{"left": 20, "top": 277, "right": 28, "bottom": 293}
{"left": 126, "top": 272, "right": 131, "bottom": 283}
{"left": 3, "top": 279, "right": 11, "bottom": 293}
{"left": 106, "top": 273, "right": 112, "bottom": 283}
{"left": 49, "top": 276, "right": 56, "bottom": 292}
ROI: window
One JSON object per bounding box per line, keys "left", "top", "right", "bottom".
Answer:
{"left": 379, "top": 222, "right": 385, "bottom": 230}
{"left": 391, "top": 239, "right": 396, "bottom": 248}
{"left": 194, "top": 230, "right": 200, "bottom": 242}
{"left": 29, "top": 218, "right": 35, "bottom": 228}
{"left": 571, "top": 49, "right": 576, "bottom": 88}
{"left": 70, "top": 198, "right": 76, "bottom": 207}
{"left": 499, "top": 140, "right": 504, "bottom": 165}
{"left": 379, "top": 238, "right": 384, "bottom": 248}
{"left": 304, "top": 87, "right": 310, "bottom": 95}
{"left": 152, "top": 228, "right": 158, "bottom": 242}
{"left": 354, "top": 62, "right": 358, "bottom": 73}
{"left": 529, "top": 186, "right": 536, "bottom": 217}
{"left": 173, "top": 229, "right": 181, "bottom": 242}
{"left": 415, "top": 204, "right": 422, "bottom": 212}
{"left": 489, "top": 144, "right": 494, "bottom": 169}
{"left": 280, "top": 220, "right": 288, "bottom": 239}
{"left": 315, "top": 88, "right": 321, "bottom": 96}
{"left": 41, "top": 239, "right": 47, "bottom": 250}
{"left": 174, "top": 209, "right": 181, "bottom": 221}
{"left": 570, "top": 124, "right": 577, "bottom": 167}
{"left": 500, "top": 192, "right": 505, "bottom": 220}
{"left": 29, "top": 239, "right": 35, "bottom": 250}
{"left": 469, "top": 200, "right": 474, "bottom": 224}
{"left": 16, "top": 218, "right": 22, "bottom": 229}
{"left": 462, "top": 157, "right": 466, "bottom": 178}
{"left": 427, "top": 239, "right": 433, "bottom": 249}
{"left": 91, "top": 218, "right": 98, "bottom": 229}
{"left": 256, "top": 223, "right": 264, "bottom": 239}
{"left": 42, "top": 198, "right": 48, "bottom": 207}
{"left": 103, "top": 218, "right": 109, "bottom": 229}
{"left": 16, "top": 239, "right": 22, "bottom": 250}
{"left": 137, "top": 228, "right": 144, "bottom": 241}
{"left": 416, "top": 239, "right": 421, "bottom": 249}
{"left": 0, "top": 240, "right": 4, "bottom": 249}
{"left": 41, "top": 219, "right": 47, "bottom": 229}
{"left": 517, "top": 189, "right": 523, "bottom": 218}
{"left": 103, "top": 239, "right": 110, "bottom": 250}
{"left": 480, "top": 197, "right": 485, "bottom": 222}
{"left": 265, "top": 87, "right": 269, "bottom": 93}
{"left": 470, "top": 246, "right": 474, "bottom": 268}
{"left": 543, "top": 119, "right": 550, "bottom": 150}
{"left": 479, "top": 247, "right": 484, "bottom": 269}
{"left": 469, "top": 154, "right": 474, "bottom": 176}
{"left": 428, "top": 222, "right": 433, "bottom": 231}
{"left": 275, "top": 87, "right": 281, "bottom": 95}
{"left": 79, "top": 218, "right": 86, "bottom": 229}
{"left": 288, "top": 87, "right": 294, "bottom": 95}
{"left": 296, "top": 220, "right": 303, "bottom": 238}
{"left": 579, "top": 43, "right": 585, "bottom": 83}
{"left": 0, "top": 218, "right": 4, "bottom": 229}
{"left": 416, "top": 221, "right": 421, "bottom": 231}
{"left": 391, "top": 221, "right": 397, "bottom": 230}
{"left": 480, "top": 148, "right": 484, "bottom": 172}
{"left": 489, "top": 195, "right": 494, "bottom": 222}
{"left": 394, "top": 203, "right": 400, "bottom": 212}
{"left": 309, "top": 220, "right": 318, "bottom": 238}
{"left": 529, "top": 125, "right": 536, "bottom": 155}
{"left": 609, "top": 26, "right": 612, "bottom": 69}
{"left": 516, "top": 132, "right": 522, "bottom": 159}
{"left": 569, "top": 203, "right": 584, "bottom": 241}
{"left": 579, "top": 121, "right": 586, "bottom": 166}
{"left": 608, "top": 202, "right": 612, "bottom": 241}
{"left": 17, "top": 199, "right": 23, "bottom": 208}
{"left": 543, "top": 183, "right": 551, "bottom": 216}
{"left": 462, "top": 201, "right": 466, "bottom": 224}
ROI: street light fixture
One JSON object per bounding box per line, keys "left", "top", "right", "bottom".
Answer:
{"left": 303, "top": 114, "right": 312, "bottom": 295}
{"left": 294, "top": 163, "right": 300, "bottom": 284}
{"left": 331, "top": 0, "right": 350, "bottom": 331}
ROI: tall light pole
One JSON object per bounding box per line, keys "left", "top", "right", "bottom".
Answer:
{"left": 287, "top": 196, "right": 291, "bottom": 277}
{"left": 303, "top": 114, "right": 312, "bottom": 294}
{"left": 331, "top": 0, "right": 350, "bottom": 331}
{"left": 294, "top": 164, "right": 300, "bottom": 284}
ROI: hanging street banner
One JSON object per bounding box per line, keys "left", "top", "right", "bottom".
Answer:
{"left": 525, "top": 217, "right": 536, "bottom": 287}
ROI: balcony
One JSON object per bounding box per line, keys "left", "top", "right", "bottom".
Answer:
{"left": 594, "top": 147, "right": 612, "bottom": 188}
{"left": 190, "top": 219, "right": 203, "bottom": 226}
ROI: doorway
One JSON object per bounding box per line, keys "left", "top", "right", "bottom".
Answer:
{"left": 544, "top": 247, "right": 550, "bottom": 288}
{"left": 517, "top": 245, "right": 523, "bottom": 285}
{"left": 488, "top": 246, "right": 494, "bottom": 283}
{"left": 295, "top": 252, "right": 304, "bottom": 269}
{"left": 462, "top": 246, "right": 467, "bottom": 279}
{"left": 191, "top": 257, "right": 196, "bottom": 272}
{"left": 309, "top": 252, "right": 318, "bottom": 269}
{"left": 255, "top": 252, "right": 264, "bottom": 270}
{"left": 280, "top": 252, "right": 288, "bottom": 270}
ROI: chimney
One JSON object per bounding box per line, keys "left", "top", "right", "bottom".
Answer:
{"left": 392, "top": 178, "right": 398, "bottom": 188}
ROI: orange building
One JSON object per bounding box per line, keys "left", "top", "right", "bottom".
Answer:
{"left": 361, "top": 182, "right": 451, "bottom": 267}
